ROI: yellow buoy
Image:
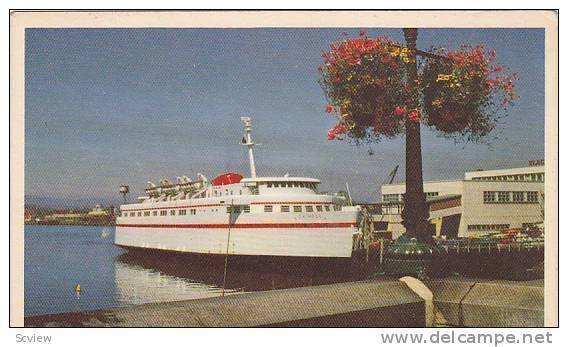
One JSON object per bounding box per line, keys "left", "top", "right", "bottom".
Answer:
{"left": 74, "top": 284, "right": 81, "bottom": 292}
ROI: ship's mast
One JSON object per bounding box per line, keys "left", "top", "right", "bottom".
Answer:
{"left": 241, "top": 117, "right": 257, "bottom": 178}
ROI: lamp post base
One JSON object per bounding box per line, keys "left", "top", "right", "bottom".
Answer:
{"left": 382, "top": 233, "right": 447, "bottom": 279}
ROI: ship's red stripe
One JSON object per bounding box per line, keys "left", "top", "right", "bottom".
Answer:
{"left": 116, "top": 222, "right": 354, "bottom": 229}
{"left": 121, "top": 201, "right": 334, "bottom": 212}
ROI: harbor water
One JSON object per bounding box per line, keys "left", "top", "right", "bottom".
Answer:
{"left": 24, "top": 225, "right": 361, "bottom": 317}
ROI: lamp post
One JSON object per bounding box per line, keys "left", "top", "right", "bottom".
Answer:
{"left": 382, "top": 28, "right": 444, "bottom": 278}
{"left": 221, "top": 199, "right": 234, "bottom": 297}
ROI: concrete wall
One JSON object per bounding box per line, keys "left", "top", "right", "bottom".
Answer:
{"left": 25, "top": 279, "right": 425, "bottom": 327}
{"left": 426, "top": 278, "right": 544, "bottom": 327}
{"left": 25, "top": 277, "right": 544, "bottom": 328}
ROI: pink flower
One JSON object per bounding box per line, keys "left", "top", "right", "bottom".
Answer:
{"left": 325, "top": 105, "right": 333, "bottom": 113}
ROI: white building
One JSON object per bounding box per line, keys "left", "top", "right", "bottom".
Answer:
{"left": 378, "top": 165, "right": 545, "bottom": 239}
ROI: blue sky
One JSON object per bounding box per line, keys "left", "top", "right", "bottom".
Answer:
{"left": 25, "top": 28, "right": 544, "bottom": 205}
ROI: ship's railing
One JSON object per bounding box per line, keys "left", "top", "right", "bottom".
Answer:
{"left": 435, "top": 238, "right": 545, "bottom": 253}
{"left": 145, "top": 180, "right": 206, "bottom": 198}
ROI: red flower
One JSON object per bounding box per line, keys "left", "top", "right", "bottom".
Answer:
{"left": 374, "top": 79, "right": 387, "bottom": 87}
{"left": 393, "top": 106, "right": 406, "bottom": 116}
{"left": 325, "top": 105, "right": 333, "bottom": 113}
{"left": 380, "top": 55, "right": 392, "bottom": 64}
{"left": 408, "top": 110, "right": 420, "bottom": 122}
{"left": 334, "top": 124, "right": 347, "bottom": 134}
{"left": 327, "top": 123, "right": 347, "bottom": 140}
{"left": 327, "top": 130, "right": 336, "bottom": 140}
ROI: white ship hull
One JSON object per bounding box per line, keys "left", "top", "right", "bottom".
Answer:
{"left": 116, "top": 224, "right": 357, "bottom": 258}
{"left": 115, "top": 208, "right": 359, "bottom": 258}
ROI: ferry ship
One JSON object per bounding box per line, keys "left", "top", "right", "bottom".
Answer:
{"left": 115, "top": 117, "right": 361, "bottom": 258}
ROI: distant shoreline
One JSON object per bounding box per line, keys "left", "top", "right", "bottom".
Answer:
{"left": 25, "top": 221, "right": 115, "bottom": 227}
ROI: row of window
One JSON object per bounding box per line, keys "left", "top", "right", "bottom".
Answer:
{"left": 213, "top": 189, "right": 243, "bottom": 197}
{"left": 483, "top": 191, "right": 540, "bottom": 204}
{"left": 382, "top": 192, "right": 439, "bottom": 202}
{"left": 472, "top": 173, "right": 544, "bottom": 182}
{"left": 467, "top": 224, "right": 511, "bottom": 231}
{"left": 270, "top": 204, "right": 340, "bottom": 213}
{"left": 264, "top": 182, "right": 317, "bottom": 190}
{"left": 121, "top": 204, "right": 341, "bottom": 217}
{"left": 124, "top": 209, "right": 198, "bottom": 217}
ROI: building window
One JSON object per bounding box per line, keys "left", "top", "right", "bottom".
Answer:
{"left": 170, "top": 210, "right": 176, "bottom": 216}
{"left": 527, "top": 191, "right": 539, "bottom": 202}
{"left": 512, "top": 191, "right": 525, "bottom": 202}
{"left": 137, "top": 212, "right": 142, "bottom": 217}
{"left": 123, "top": 212, "right": 127, "bottom": 217}
{"left": 179, "top": 210, "right": 187, "bottom": 216}
{"left": 243, "top": 205, "right": 250, "bottom": 213}
{"left": 426, "top": 192, "right": 439, "bottom": 198}
{"left": 130, "top": 212, "right": 135, "bottom": 217}
{"left": 293, "top": 206, "right": 302, "bottom": 212}
{"left": 160, "top": 210, "right": 167, "bottom": 216}
{"left": 267, "top": 183, "right": 273, "bottom": 188}
{"left": 324, "top": 205, "right": 330, "bottom": 212}
{"left": 468, "top": 224, "right": 510, "bottom": 231}
{"left": 305, "top": 205, "right": 314, "bottom": 212}
{"left": 264, "top": 205, "right": 273, "bottom": 213}
{"left": 483, "top": 191, "right": 496, "bottom": 203}
{"left": 333, "top": 205, "right": 341, "bottom": 211}
{"left": 498, "top": 191, "right": 510, "bottom": 203}
{"left": 152, "top": 211, "right": 158, "bottom": 216}
{"left": 316, "top": 205, "right": 323, "bottom": 212}
{"left": 281, "top": 205, "right": 290, "bottom": 212}
{"left": 382, "top": 194, "right": 400, "bottom": 202}
{"left": 144, "top": 211, "right": 150, "bottom": 216}
{"left": 190, "top": 209, "right": 196, "bottom": 215}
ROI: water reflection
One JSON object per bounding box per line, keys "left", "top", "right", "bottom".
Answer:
{"left": 114, "top": 254, "right": 240, "bottom": 305}
{"left": 114, "top": 252, "right": 365, "bottom": 304}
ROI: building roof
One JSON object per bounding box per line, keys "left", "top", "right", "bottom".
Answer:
{"left": 378, "top": 194, "right": 462, "bottom": 205}
{"left": 464, "top": 165, "right": 544, "bottom": 180}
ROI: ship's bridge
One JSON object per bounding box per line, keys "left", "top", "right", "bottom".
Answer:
{"left": 240, "top": 177, "right": 320, "bottom": 195}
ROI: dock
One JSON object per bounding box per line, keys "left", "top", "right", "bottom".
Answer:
{"left": 24, "top": 277, "right": 544, "bottom": 328}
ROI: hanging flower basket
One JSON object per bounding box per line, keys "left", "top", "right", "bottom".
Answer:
{"left": 319, "top": 35, "right": 518, "bottom": 143}
{"left": 319, "top": 33, "right": 417, "bottom": 142}
{"left": 421, "top": 45, "right": 518, "bottom": 141}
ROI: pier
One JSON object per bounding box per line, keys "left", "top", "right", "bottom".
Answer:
{"left": 24, "top": 276, "right": 543, "bottom": 328}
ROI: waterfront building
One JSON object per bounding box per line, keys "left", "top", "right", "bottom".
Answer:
{"left": 88, "top": 204, "right": 109, "bottom": 216}
{"left": 377, "top": 164, "right": 545, "bottom": 239}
